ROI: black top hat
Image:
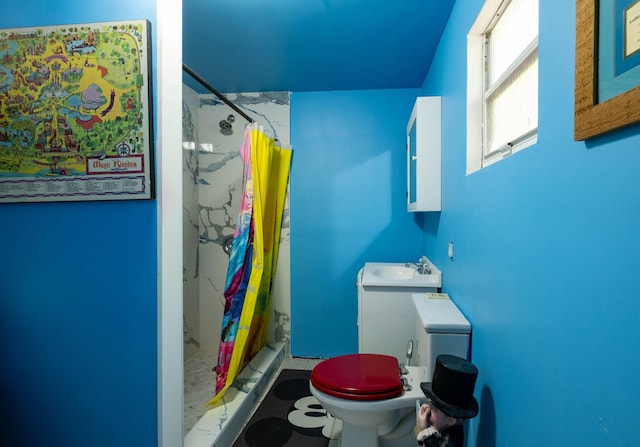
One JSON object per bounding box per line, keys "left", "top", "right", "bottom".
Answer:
{"left": 420, "top": 354, "right": 479, "bottom": 419}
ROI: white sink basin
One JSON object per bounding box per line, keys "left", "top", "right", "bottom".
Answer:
{"left": 372, "top": 265, "right": 417, "bottom": 280}
{"left": 360, "top": 261, "right": 442, "bottom": 288}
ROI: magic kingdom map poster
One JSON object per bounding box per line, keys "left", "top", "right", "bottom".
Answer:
{"left": 0, "top": 20, "right": 153, "bottom": 203}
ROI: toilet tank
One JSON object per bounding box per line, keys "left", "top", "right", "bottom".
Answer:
{"left": 412, "top": 293, "right": 471, "bottom": 378}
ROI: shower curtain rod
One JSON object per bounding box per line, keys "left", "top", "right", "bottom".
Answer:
{"left": 182, "top": 63, "right": 255, "bottom": 123}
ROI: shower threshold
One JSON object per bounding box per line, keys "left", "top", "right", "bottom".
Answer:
{"left": 184, "top": 342, "right": 286, "bottom": 447}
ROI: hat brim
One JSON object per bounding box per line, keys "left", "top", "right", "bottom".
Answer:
{"left": 420, "top": 382, "right": 479, "bottom": 419}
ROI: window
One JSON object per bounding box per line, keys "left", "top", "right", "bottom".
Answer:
{"left": 467, "top": 0, "right": 539, "bottom": 173}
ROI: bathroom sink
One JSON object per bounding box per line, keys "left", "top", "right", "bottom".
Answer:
{"left": 360, "top": 260, "right": 442, "bottom": 288}
{"left": 372, "top": 265, "right": 417, "bottom": 280}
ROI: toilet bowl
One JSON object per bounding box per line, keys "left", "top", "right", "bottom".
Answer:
{"left": 310, "top": 353, "right": 428, "bottom": 447}
{"left": 310, "top": 289, "right": 471, "bottom": 447}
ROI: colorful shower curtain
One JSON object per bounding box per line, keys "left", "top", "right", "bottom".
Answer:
{"left": 210, "top": 123, "right": 292, "bottom": 404}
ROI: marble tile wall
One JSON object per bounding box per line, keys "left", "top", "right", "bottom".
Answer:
{"left": 185, "top": 88, "right": 291, "bottom": 354}
{"left": 183, "top": 85, "right": 201, "bottom": 360}
{"left": 182, "top": 85, "right": 292, "bottom": 435}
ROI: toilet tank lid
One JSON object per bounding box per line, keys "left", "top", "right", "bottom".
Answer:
{"left": 412, "top": 293, "right": 471, "bottom": 334}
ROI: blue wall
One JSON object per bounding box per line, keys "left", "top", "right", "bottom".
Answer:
{"left": 290, "top": 89, "right": 426, "bottom": 357}
{"left": 0, "top": 2, "right": 158, "bottom": 447}
{"left": 290, "top": 1, "right": 640, "bottom": 445}
{"left": 420, "top": 1, "right": 640, "bottom": 445}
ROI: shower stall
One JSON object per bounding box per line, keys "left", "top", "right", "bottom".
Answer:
{"left": 182, "top": 81, "right": 292, "bottom": 444}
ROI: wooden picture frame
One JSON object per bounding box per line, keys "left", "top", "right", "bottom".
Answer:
{"left": 575, "top": 0, "right": 640, "bottom": 140}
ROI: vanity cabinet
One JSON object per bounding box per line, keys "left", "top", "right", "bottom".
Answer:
{"left": 406, "top": 96, "right": 441, "bottom": 212}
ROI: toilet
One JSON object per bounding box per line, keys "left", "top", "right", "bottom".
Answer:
{"left": 310, "top": 293, "right": 471, "bottom": 447}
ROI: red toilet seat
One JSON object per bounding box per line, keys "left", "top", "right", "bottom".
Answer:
{"left": 310, "top": 354, "right": 403, "bottom": 401}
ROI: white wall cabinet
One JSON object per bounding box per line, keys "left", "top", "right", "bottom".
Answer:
{"left": 406, "top": 97, "right": 441, "bottom": 212}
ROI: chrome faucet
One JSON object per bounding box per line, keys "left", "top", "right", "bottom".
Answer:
{"left": 406, "top": 256, "right": 431, "bottom": 275}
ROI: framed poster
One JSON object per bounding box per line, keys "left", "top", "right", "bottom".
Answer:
{"left": 575, "top": 0, "right": 640, "bottom": 140}
{"left": 0, "top": 20, "right": 153, "bottom": 202}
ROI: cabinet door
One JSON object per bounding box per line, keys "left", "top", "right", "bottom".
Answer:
{"left": 406, "top": 97, "right": 441, "bottom": 212}
{"left": 407, "top": 118, "right": 418, "bottom": 208}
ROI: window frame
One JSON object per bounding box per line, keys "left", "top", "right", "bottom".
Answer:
{"left": 466, "top": 0, "right": 539, "bottom": 173}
